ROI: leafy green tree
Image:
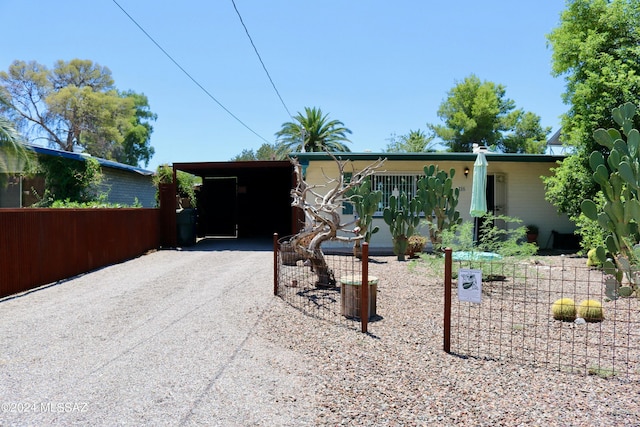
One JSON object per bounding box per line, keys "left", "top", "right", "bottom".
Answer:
{"left": 118, "top": 91, "right": 156, "bottom": 167}
{"left": 0, "top": 59, "right": 156, "bottom": 166}
{"left": 384, "top": 129, "right": 437, "bottom": 153}
{"left": 256, "top": 143, "right": 279, "bottom": 160}
{"left": 428, "top": 74, "right": 550, "bottom": 153}
{"left": 230, "top": 143, "right": 281, "bottom": 161}
{"left": 275, "top": 107, "right": 351, "bottom": 155}
{"left": 499, "top": 111, "right": 549, "bottom": 154}
{"left": 231, "top": 149, "right": 257, "bottom": 161}
{"left": 543, "top": 0, "right": 640, "bottom": 219}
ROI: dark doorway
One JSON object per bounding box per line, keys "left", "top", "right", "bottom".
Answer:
{"left": 198, "top": 177, "right": 237, "bottom": 237}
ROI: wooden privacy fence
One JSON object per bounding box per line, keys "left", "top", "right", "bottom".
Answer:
{"left": 0, "top": 208, "right": 161, "bottom": 298}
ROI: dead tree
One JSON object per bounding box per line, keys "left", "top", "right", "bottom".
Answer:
{"left": 289, "top": 153, "right": 385, "bottom": 287}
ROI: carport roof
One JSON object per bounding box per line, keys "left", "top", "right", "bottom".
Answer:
{"left": 172, "top": 160, "right": 292, "bottom": 177}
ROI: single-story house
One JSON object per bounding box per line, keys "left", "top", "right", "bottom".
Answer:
{"left": 0, "top": 144, "right": 156, "bottom": 208}
{"left": 293, "top": 151, "right": 577, "bottom": 251}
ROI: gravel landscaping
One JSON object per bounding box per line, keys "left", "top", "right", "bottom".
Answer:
{"left": 1, "top": 242, "right": 638, "bottom": 426}
{"left": 264, "top": 252, "right": 640, "bottom": 426}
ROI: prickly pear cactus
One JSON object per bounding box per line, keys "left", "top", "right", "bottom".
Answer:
{"left": 416, "top": 164, "right": 462, "bottom": 251}
{"left": 581, "top": 102, "right": 640, "bottom": 299}
{"left": 383, "top": 191, "right": 421, "bottom": 261}
{"left": 346, "top": 177, "right": 382, "bottom": 243}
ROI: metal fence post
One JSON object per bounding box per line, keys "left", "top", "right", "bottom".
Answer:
{"left": 273, "top": 233, "right": 279, "bottom": 296}
{"left": 361, "top": 242, "right": 369, "bottom": 334}
{"left": 444, "top": 247, "right": 452, "bottom": 353}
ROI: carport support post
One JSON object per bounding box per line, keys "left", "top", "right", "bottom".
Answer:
{"left": 273, "top": 233, "right": 279, "bottom": 296}
{"left": 361, "top": 242, "right": 369, "bottom": 334}
{"left": 444, "top": 247, "right": 452, "bottom": 353}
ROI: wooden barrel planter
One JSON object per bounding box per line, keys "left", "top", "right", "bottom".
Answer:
{"left": 340, "top": 274, "right": 378, "bottom": 319}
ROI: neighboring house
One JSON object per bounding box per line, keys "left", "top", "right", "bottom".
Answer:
{"left": 294, "top": 151, "right": 576, "bottom": 251}
{"left": 0, "top": 145, "right": 156, "bottom": 208}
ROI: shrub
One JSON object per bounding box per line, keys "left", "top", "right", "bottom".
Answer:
{"left": 154, "top": 164, "right": 200, "bottom": 208}
{"left": 578, "top": 299, "right": 604, "bottom": 322}
{"left": 551, "top": 298, "right": 576, "bottom": 321}
{"left": 440, "top": 214, "right": 538, "bottom": 259}
{"left": 406, "top": 235, "right": 427, "bottom": 258}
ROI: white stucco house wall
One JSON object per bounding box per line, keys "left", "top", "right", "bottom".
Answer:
{"left": 293, "top": 151, "right": 576, "bottom": 252}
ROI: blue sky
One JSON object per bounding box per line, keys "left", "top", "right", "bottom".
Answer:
{"left": 1, "top": 1, "right": 568, "bottom": 171}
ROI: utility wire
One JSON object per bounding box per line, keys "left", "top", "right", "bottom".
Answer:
{"left": 230, "top": 0, "right": 293, "bottom": 120}
{"left": 111, "top": 0, "right": 271, "bottom": 144}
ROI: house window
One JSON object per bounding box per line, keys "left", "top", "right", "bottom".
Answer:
{"left": 371, "top": 174, "right": 422, "bottom": 216}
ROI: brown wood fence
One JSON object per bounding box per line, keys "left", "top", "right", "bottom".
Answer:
{"left": 0, "top": 208, "right": 161, "bottom": 298}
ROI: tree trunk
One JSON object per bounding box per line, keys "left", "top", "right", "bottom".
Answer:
{"left": 292, "top": 232, "right": 335, "bottom": 288}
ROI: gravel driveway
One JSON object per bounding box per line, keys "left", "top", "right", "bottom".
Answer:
{"left": 0, "top": 239, "right": 315, "bottom": 426}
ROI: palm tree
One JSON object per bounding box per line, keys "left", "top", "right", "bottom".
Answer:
{"left": 275, "top": 107, "right": 352, "bottom": 155}
{"left": 0, "top": 92, "right": 31, "bottom": 184}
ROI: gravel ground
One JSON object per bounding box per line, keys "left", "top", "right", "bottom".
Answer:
{"left": 1, "top": 241, "right": 638, "bottom": 426}
{"left": 0, "top": 240, "right": 315, "bottom": 426}
{"left": 263, "top": 252, "right": 640, "bottom": 426}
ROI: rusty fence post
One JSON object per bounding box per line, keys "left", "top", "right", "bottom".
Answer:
{"left": 273, "top": 233, "right": 279, "bottom": 296}
{"left": 361, "top": 242, "right": 369, "bottom": 334}
{"left": 444, "top": 247, "right": 452, "bottom": 353}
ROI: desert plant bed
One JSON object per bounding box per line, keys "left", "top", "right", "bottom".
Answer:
{"left": 267, "top": 252, "right": 639, "bottom": 425}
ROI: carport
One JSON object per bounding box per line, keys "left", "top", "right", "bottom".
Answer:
{"left": 172, "top": 161, "right": 300, "bottom": 240}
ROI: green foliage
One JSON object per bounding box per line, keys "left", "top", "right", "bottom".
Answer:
{"left": 428, "top": 74, "right": 550, "bottom": 153}
{"left": 35, "top": 155, "right": 103, "bottom": 205}
{"left": 382, "top": 192, "right": 421, "bottom": 261}
{"left": 48, "top": 193, "right": 139, "bottom": 208}
{"left": 384, "top": 129, "right": 436, "bottom": 153}
{"left": 578, "top": 299, "right": 604, "bottom": 322}
{"left": 0, "top": 91, "right": 33, "bottom": 185}
{"left": 275, "top": 107, "right": 351, "bottom": 156}
{"left": 440, "top": 214, "right": 538, "bottom": 259}
{"left": 551, "top": 298, "right": 577, "bottom": 322}
{"left": 0, "top": 59, "right": 156, "bottom": 166}
{"left": 573, "top": 192, "right": 608, "bottom": 253}
{"left": 118, "top": 90, "right": 156, "bottom": 167}
{"left": 499, "top": 111, "right": 549, "bottom": 154}
{"left": 406, "top": 235, "right": 427, "bottom": 257}
{"left": 416, "top": 164, "right": 462, "bottom": 251}
{"left": 581, "top": 102, "right": 640, "bottom": 297}
{"left": 346, "top": 176, "right": 382, "bottom": 244}
{"left": 544, "top": 0, "right": 640, "bottom": 220}
{"left": 230, "top": 143, "right": 282, "bottom": 161}
{"left": 154, "top": 164, "right": 199, "bottom": 208}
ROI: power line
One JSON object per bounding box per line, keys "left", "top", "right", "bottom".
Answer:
{"left": 111, "top": 0, "right": 271, "bottom": 144}
{"left": 230, "top": 0, "right": 293, "bottom": 120}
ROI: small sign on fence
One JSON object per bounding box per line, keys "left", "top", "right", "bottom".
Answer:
{"left": 458, "top": 268, "right": 482, "bottom": 304}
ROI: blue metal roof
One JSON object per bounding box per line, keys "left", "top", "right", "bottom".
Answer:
{"left": 26, "top": 144, "right": 154, "bottom": 176}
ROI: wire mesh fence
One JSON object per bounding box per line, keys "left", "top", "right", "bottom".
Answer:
{"left": 444, "top": 251, "right": 640, "bottom": 381}
{"left": 275, "top": 235, "right": 376, "bottom": 332}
